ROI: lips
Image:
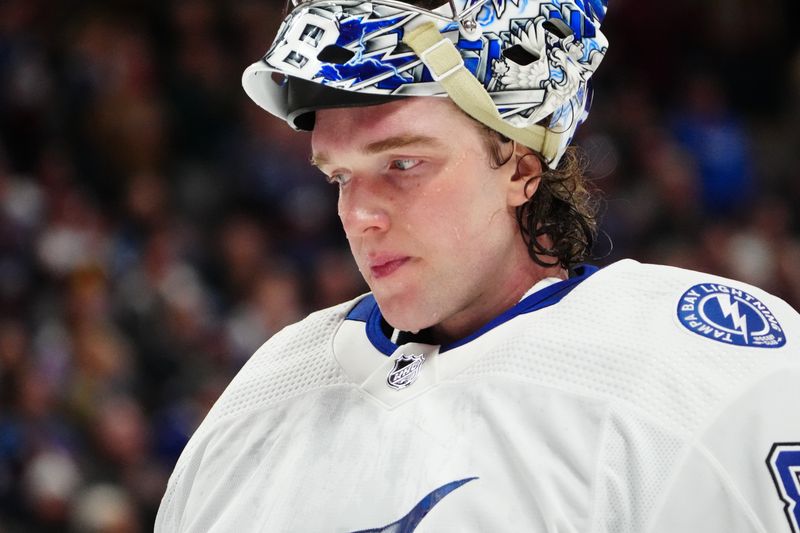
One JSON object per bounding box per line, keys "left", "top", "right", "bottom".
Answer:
{"left": 368, "top": 256, "right": 411, "bottom": 279}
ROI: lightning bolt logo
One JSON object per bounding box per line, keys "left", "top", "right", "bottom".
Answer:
{"left": 677, "top": 283, "right": 785, "bottom": 349}
{"left": 715, "top": 294, "right": 749, "bottom": 341}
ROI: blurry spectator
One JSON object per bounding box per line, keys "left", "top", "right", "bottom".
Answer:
{"left": 22, "top": 450, "right": 82, "bottom": 531}
{"left": 124, "top": 172, "right": 170, "bottom": 233}
{"left": 36, "top": 190, "right": 109, "bottom": 279}
{"left": 71, "top": 483, "right": 141, "bottom": 533}
{"left": 87, "top": 395, "right": 167, "bottom": 524}
{"left": 312, "top": 249, "right": 367, "bottom": 311}
{"left": 729, "top": 198, "right": 800, "bottom": 308}
{"left": 216, "top": 214, "right": 272, "bottom": 300}
{"left": 670, "top": 72, "right": 754, "bottom": 217}
{"left": 225, "top": 265, "right": 305, "bottom": 362}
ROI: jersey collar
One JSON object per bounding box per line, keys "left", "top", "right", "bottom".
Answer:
{"left": 345, "top": 265, "right": 598, "bottom": 356}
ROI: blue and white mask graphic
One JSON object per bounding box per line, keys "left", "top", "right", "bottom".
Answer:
{"left": 243, "top": 0, "right": 608, "bottom": 167}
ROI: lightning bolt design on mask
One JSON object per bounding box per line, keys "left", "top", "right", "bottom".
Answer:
{"left": 715, "top": 294, "right": 749, "bottom": 341}
{"left": 317, "top": 11, "right": 418, "bottom": 90}
{"left": 574, "top": 0, "right": 607, "bottom": 23}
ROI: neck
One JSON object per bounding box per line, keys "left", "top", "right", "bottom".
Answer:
{"left": 429, "top": 259, "right": 566, "bottom": 346}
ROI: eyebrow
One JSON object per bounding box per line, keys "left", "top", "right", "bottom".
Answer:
{"left": 311, "top": 134, "right": 441, "bottom": 168}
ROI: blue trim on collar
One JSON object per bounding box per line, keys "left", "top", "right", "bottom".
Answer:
{"left": 346, "top": 293, "right": 376, "bottom": 323}
{"left": 345, "top": 265, "right": 598, "bottom": 356}
{"left": 346, "top": 294, "right": 397, "bottom": 356}
{"left": 441, "top": 265, "right": 597, "bottom": 352}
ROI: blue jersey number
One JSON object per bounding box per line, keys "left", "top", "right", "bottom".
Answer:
{"left": 767, "top": 443, "right": 800, "bottom": 533}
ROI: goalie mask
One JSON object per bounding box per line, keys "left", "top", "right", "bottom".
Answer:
{"left": 242, "top": 0, "right": 609, "bottom": 167}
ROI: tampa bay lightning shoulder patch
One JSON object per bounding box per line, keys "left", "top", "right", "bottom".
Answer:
{"left": 677, "top": 283, "right": 786, "bottom": 348}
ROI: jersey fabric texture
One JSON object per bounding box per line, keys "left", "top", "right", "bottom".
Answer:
{"left": 155, "top": 259, "right": 800, "bottom": 533}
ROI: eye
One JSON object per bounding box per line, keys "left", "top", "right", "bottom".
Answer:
{"left": 325, "top": 172, "right": 351, "bottom": 186}
{"left": 390, "top": 159, "right": 420, "bottom": 171}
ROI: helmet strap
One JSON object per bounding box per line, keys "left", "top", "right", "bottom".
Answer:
{"left": 403, "top": 22, "right": 563, "bottom": 167}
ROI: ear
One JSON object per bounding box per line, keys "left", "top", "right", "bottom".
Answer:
{"left": 506, "top": 144, "right": 542, "bottom": 208}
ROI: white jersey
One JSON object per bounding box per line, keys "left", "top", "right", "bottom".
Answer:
{"left": 156, "top": 259, "right": 800, "bottom": 533}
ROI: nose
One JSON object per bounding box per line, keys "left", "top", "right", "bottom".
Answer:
{"left": 338, "top": 178, "right": 390, "bottom": 237}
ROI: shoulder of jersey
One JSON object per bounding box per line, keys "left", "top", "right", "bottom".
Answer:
{"left": 157, "top": 297, "right": 365, "bottom": 528}
{"left": 198, "top": 296, "right": 361, "bottom": 430}
{"left": 574, "top": 258, "right": 799, "bottom": 352}
{"left": 476, "top": 258, "right": 800, "bottom": 438}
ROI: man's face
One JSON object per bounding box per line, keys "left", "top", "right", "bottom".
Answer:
{"left": 312, "top": 97, "right": 542, "bottom": 341}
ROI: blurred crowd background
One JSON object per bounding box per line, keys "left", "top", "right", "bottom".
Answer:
{"left": 0, "top": 0, "right": 798, "bottom": 530}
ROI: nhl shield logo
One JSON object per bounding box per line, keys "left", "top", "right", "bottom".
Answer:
{"left": 387, "top": 353, "right": 426, "bottom": 390}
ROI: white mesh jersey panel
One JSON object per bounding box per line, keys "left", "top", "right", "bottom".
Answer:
{"left": 589, "top": 406, "right": 687, "bottom": 532}
{"left": 647, "top": 368, "right": 800, "bottom": 533}
{"left": 206, "top": 306, "right": 350, "bottom": 422}
{"left": 157, "top": 298, "right": 355, "bottom": 531}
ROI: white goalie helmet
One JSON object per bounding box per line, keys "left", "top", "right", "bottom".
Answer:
{"left": 242, "top": 0, "right": 609, "bottom": 167}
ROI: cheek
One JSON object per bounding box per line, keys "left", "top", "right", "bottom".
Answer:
{"left": 441, "top": 190, "right": 516, "bottom": 268}
{"left": 431, "top": 177, "right": 507, "bottom": 233}
{"left": 416, "top": 196, "right": 491, "bottom": 260}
